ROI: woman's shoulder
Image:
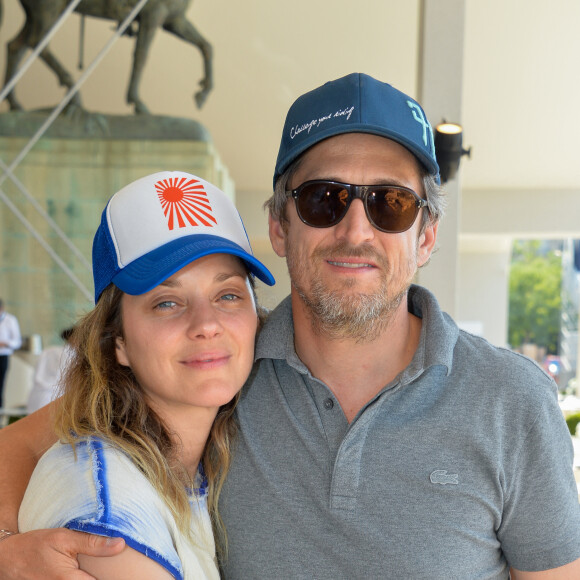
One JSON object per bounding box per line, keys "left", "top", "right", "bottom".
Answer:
{"left": 30, "top": 436, "right": 141, "bottom": 484}
{"left": 20, "top": 436, "right": 170, "bottom": 530}
{"left": 19, "top": 436, "right": 189, "bottom": 578}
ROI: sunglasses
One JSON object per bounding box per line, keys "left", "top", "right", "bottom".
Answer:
{"left": 287, "top": 180, "right": 428, "bottom": 234}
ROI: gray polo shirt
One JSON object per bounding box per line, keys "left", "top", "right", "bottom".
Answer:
{"left": 220, "top": 285, "right": 580, "bottom": 579}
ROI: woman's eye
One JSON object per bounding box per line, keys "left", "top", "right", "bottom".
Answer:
{"left": 219, "top": 293, "right": 239, "bottom": 302}
{"left": 154, "top": 300, "right": 177, "bottom": 310}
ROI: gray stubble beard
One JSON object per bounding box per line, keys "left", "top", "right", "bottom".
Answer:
{"left": 287, "top": 242, "right": 417, "bottom": 343}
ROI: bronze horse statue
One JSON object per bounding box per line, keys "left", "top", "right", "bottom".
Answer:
{"left": 2, "top": 0, "right": 213, "bottom": 114}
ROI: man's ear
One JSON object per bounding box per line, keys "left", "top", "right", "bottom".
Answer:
{"left": 417, "top": 220, "right": 439, "bottom": 268}
{"left": 268, "top": 213, "right": 287, "bottom": 258}
{"left": 115, "top": 336, "right": 130, "bottom": 367}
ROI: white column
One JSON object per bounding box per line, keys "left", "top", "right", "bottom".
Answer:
{"left": 415, "top": 0, "right": 466, "bottom": 319}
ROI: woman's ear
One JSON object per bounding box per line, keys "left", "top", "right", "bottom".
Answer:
{"left": 115, "top": 336, "right": 130, "bottom": 367}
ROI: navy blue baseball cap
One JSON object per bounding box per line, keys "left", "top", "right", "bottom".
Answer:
{"left": 274, "top": 73, "right": 440, "bottom": 186}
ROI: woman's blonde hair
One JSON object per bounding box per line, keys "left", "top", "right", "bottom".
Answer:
{"left": 54, "top": 278, "right": 254, "bottom": 557}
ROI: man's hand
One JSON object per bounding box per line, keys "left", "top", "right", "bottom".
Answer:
{"left": 0, "top": 528, "right": 125, "bottom": 579}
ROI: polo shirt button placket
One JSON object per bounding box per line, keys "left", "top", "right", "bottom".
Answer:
{"left": 324, "top": 398, "right": 334, "bottom": 410}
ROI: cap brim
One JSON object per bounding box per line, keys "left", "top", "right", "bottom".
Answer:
{"left": 112, "top": 234, "right": 275, "bottom": 295}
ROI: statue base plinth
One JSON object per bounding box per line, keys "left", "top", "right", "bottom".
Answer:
{"left": 0, "top": 112, "right": 233, "bottom": 349}
{"left": 0, "top": 109, "right": 212, "bottom": 142}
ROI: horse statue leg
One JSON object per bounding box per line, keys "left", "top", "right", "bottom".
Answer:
{"left": 162, "top": 15, "right": 213, "bottom": 108}
{"left": 126, "top": 7, "right": 168, "bottom": 114}
{"left": 39, "top": 48, "right": 83, "bottom": 111}
{"left": 3, "top": 3, "right": 82, "bottom": 114}
{"left": 3, "top": 20, "right": 32, "bottom": 110}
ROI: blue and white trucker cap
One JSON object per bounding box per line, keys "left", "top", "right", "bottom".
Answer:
{"left": 92, "top": 171, "right": 275, "bottom": 303}
{"left": 274, "top": 73, "right": 440, "bottom": 186}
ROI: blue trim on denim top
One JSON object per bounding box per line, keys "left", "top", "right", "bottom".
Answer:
{"left": 64, "top": 438, "right": 207, "bottom": 580}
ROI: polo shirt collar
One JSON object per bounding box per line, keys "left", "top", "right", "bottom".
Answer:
{"left": 256, "top": 296, "right": 307, "bottom": 371}
{"left": 256, "top": 285, "right": 458, "bottom": 379}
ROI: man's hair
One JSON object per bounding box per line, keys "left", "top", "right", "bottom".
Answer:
{"left": 53, "top": 282, "right": 246, "bottom": 558}
{"left": 265, "top": 153, "right": 446, "bottom": 235}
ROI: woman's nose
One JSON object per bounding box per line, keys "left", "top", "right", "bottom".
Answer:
{"left": 186, "top": 303, "right": 223, "bottom": 339}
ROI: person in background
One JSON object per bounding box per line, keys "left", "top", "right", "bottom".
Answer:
{"left": 0, "top": 298, "right": 22, "bottom": 409}
{"left": 0, "top": 74, "right": 578, "bottom": 579}
{"left": 1, "top": 171, "right": 274, "bottom": 579}
{"left": 27, "top": 327, "right": 75, "bottom": 414}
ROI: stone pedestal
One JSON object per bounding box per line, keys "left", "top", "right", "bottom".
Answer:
{"left": 0, "top": 113, "right": 233, "bottom": 349}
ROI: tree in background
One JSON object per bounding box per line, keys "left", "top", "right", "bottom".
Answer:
{"left": 508, "top": 240, "right": 562, "bottom": 354}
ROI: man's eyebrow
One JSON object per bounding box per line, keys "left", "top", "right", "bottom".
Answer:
{"left": 314, "top": 176, "right": 413, "bottom": 187}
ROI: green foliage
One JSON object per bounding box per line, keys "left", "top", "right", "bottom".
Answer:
{"left": 565, "top": 413, "right": 580, "bottom": 437}
{"left": 508, "top": 240, "right": 562, "bottom": 353}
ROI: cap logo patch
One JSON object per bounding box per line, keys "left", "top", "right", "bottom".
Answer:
{"left": 406, "top": 100, "right": 436, "bottom": 158}
{"left": 155, "top": 177, "right": 217, "bottom": 230}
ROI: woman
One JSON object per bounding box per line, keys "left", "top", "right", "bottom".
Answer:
{"left": 17, "top": 171, "right": 274, "bottom": 579}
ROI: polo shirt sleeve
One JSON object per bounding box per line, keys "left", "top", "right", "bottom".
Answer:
{"left": 19, "top": 438, "right": 185, "bottom": 580}
{"left": 497, "top": 385, "right": 580, "bottom": 571}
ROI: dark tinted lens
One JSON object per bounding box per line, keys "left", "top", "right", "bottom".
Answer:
{"left": 296, "top": 183, "right": 351, "bottom": 227}
{"left": 367, "top": 187, "right": 419, "bottom": 233}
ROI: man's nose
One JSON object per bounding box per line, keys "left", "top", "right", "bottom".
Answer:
{"left": 333, "top": 198, "right": 375, "bottom": 244}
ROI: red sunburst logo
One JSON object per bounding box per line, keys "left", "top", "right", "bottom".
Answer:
{"left": 155, "top": 177, "right": 218, "bottom": 230}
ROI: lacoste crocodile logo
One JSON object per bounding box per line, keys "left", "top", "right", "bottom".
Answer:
{"left": 430, "top": 470, "right": 459, "bottom": 485}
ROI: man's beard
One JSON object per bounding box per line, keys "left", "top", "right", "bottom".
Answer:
{"left": 286, "top": 240, "right": 417, "bottom": 343}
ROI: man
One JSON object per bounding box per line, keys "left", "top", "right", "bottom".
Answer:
{"left": 0, "top": 298, "right": 22, "bottom": 408}
{"left": 0, "top": 74, "right": 578, "bottom": 578}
